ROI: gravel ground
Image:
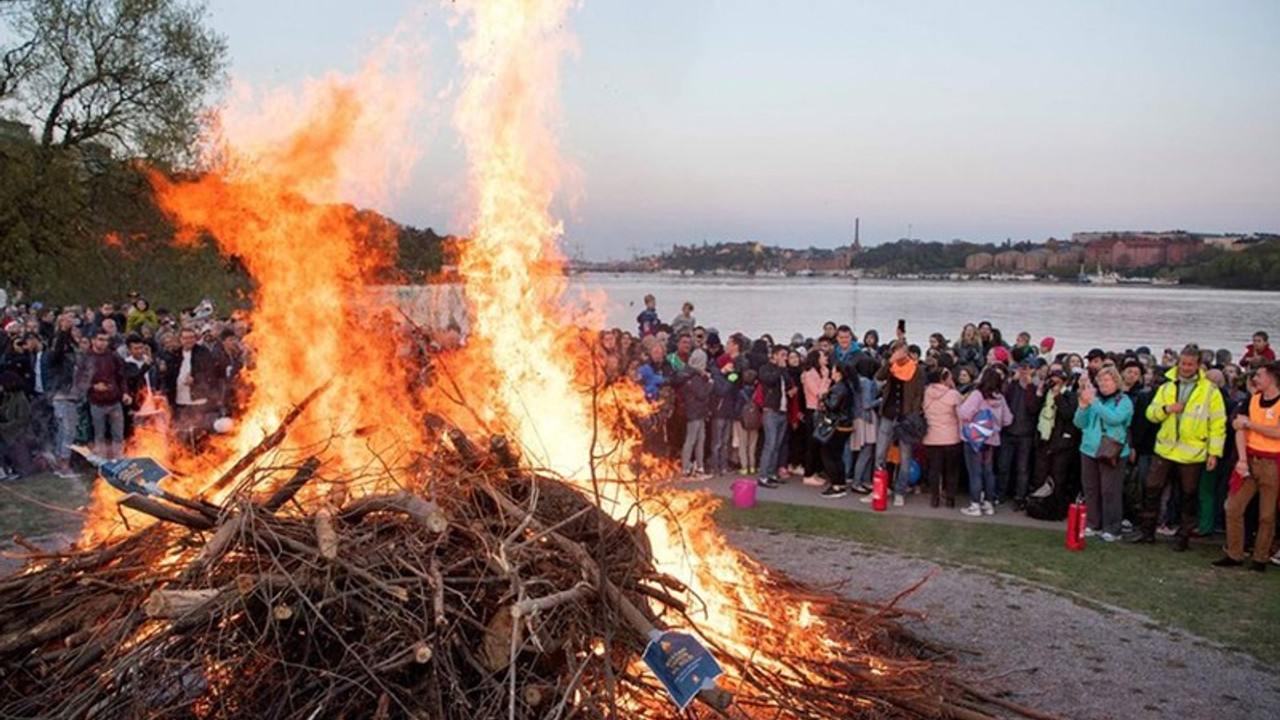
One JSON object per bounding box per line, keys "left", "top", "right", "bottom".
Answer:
{"left": 726, "top": 527, "right": 1280, "bottom": 720}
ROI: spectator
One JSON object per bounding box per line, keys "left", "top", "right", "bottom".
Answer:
{"left": 959, "top": 367, "right": 1015, "bottom": 516}
{"left": 1133, "top": 345, "right": 1227, "bottom": 550}
{"left": 922, "top": 366, "right": 964, "bottom": 508}
{"left": 1074, "top": 365, "right": 1134, "bottom": 542}
{"left": 77, "top": 331, "right": 130, "bottom": 459}
{"left": 0, "top": 371, "right": 34, "bottom": 479}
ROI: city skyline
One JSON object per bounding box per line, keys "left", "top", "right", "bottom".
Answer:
{"left": 209, "top": 1, "right": 1280, "bottom": 259}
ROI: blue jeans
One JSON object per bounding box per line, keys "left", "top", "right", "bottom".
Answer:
{"left": 964, "top": 444, "right": 997, "bottom": 504}
{"left": 852, "top": 443, "right": 875, "bottom": 487}
{"left": 758, "top": 409, "right": 787, "bottom": 480}
{"left": 874, "top": 417, "right": 916, "bottom": 496}
{"left": 90, "top": 402, "right": 125, "bottom": 459}
{"left": 710, "top": 418, "right": 732, "bottom": 473}
{"left": 52, "top": 398, "right": 81, "bottom": 462}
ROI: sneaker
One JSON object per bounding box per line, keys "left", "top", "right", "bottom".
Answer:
{"left": 802, "top": 475, "right": 825, "bottom": 487}
{"left": 1129, "top": 534, "right": 1156, "bottom": 545}
{"left": 851, "top": 484, "right": 872, "bottom": 494}
{"left": 1271, "top": 550, "right": 1280, "bottom": 567}
{"left": 778, "top": 468, "right": 791, "bottom": 479}
{"left": 1100, "top": 532, "right": 1119, "bottom": 543}
{"left": 1249, "top": 561, "right": 1268, "bottom": 573}
{"left": 859, "top": 494, "right": 876, "bottom": 504}
{"left": 981, "top": 501, "right": 995, "bottom": 516}
{"left": 892, "top": 494, "right": 904, "bottom": 508}
{"left": 960, "top": 503, "right": 983, "bottom": 517}
{"left": 1121, "top": 519, "right": 1134, "bottom": 533}
{"left": 821, "top": 485, "right": 848, "bottom": 499}
{"left": 1083, "top": 527, "right": 1098, "bottom": 538}
{"left": 1156, "top": 525, "right": 1176, "bottom": 537}
{"left": 1212, "top": 556, "right": 1244, "bottom": 568}
{"left": 756, "top": 477, "right": 780, "bottom": 489}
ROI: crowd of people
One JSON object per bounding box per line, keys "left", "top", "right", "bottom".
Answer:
{"left": 0, "top": 292, "right": 250, "bottom": 480}
{"left": 614, "top": 295, "right": 1279, "bottom": 570}
{"left": 2, "top": 289, "right": 1277, "bottom": 573}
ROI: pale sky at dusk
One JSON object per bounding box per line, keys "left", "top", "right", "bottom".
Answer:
{"left": 209, "top": 1, "right": 1280, "bottom": 260}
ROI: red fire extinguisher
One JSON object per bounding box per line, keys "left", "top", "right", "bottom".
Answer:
{"left": 1066, "top": 496, "right": 1087, "bottom": 551}
{"left": 872, "top": 466, "right": 889, "bottom": 512}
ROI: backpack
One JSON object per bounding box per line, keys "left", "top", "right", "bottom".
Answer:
{"left": 962, "top": 406, "right": 998, "bottom": 452}
{"left": 741, "top": 385, "right": 763, "bottom": 430}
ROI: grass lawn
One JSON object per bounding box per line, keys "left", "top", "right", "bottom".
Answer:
{"left": 715, "top": 501, "right": 1280, "bottom": 669}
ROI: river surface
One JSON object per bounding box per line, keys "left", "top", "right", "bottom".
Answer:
{"left": 561, "top": 274, "right": 1279, "bottom": 357}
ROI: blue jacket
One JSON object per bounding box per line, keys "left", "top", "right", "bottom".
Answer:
{"left": 1074, "top": 391, "right": 1134, "bottom": 460}
{"left": 637, "top": 363, "right": 666, "bottom": 402}
{"left": 710, "top": 367, "right": 739, "bottom": 420}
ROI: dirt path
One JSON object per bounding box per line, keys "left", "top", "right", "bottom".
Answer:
{"left": 727, "top": 527, "right": 1280, "bottom": 720}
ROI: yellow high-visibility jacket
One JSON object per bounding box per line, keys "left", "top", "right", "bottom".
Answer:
{"left": 1145, "top": 367, "right": 1227, "bottom": 463}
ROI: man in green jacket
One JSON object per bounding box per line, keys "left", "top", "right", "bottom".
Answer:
{"left": 1133, "top": 345, "right": 1227, "bottom": 550}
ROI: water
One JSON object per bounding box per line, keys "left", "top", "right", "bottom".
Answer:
{"left": 564, "top": 274, "right": 1280, "bottom": 357}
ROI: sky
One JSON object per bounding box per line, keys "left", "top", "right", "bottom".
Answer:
{"left": 208, "top": 0, "right": 1280, "bottom": 260}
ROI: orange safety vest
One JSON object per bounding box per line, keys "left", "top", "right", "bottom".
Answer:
{"left": 1247, "top": 393, "right": 1280, "bottom": 455}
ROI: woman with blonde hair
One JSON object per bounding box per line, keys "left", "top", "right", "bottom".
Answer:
{"left": 1074, "top": 364, "right": 1134, "bottom": 542}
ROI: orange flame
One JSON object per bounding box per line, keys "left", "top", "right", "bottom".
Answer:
{"left": 81, "top": 33, "right": 429, "bottom": 541}
{"left": 449, "top": 0, "right": 832, "bottom": 687}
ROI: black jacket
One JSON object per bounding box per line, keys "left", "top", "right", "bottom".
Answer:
{"left": 757, "top": 361, "right": 787, "bottom": 413}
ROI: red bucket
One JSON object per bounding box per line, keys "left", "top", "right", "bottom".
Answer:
{"left": 731, "top": 479, "right": 757, "bottom": 509}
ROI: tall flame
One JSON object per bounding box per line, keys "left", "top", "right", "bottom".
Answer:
{"left": 450, "top": 0, "right": 830, "bottom": 682}
{"left": 82, "top": 34, "right": 429, "bottom": 541}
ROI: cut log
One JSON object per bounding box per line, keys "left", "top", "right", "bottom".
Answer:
{"left": 143, "top": 589, "right": 223, "bottom": 619}
{"left": 261, "top": 457, "right": 322, "bottom": 512}
{"left": 337, "top": 492, "right": 447, "bottom": 534}
{"left": 314, "top": 506, "right": 338, "bottom": 560}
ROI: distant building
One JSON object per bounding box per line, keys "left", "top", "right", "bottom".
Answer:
{"left": 966, "top": 252, "right": 994, "bottom": 271}
{"left": 1079, "top": 231, "right": 1205, "bottom": 269}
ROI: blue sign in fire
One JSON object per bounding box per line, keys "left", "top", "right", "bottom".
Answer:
{"left": 641, "top": 630, "right": 723, "bottom": 711}
{"left": 101, "top": 457, "right": 171, "bottom": 495}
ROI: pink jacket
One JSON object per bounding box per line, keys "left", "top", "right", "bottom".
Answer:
{"left": 802, "top": 367, "right": 830, "bottom": 409}
{"left": 958, "top": 390, "right": 1015, "bottom": 447}
{"left": 922, "top": 383, "right": 963, "bottom": 446}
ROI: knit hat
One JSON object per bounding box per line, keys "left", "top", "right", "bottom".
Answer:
{"left": 689, "top": 349, "right": 708, "bottom": 371}
{"left": 992, "top": 346, "right": 1011, "bottom": 365}
{"left": 1039, "top": 337, "right": 1055, "bottom": 352}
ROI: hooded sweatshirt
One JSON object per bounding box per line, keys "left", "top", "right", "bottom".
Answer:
{"left": 922, "top": 383, "right": 963, "bottom": 446}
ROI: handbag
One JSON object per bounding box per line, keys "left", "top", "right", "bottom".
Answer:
{"left": 1096, "top": 434, "right": 1124, "bottom": 466}
{"left": 894, "top": 411, "right": 928, "bottom": 445}
{"left": 812, "top": 412, "right": 836, "bottom": 444}
{"left": 1093, "top": 398, "right": 1128, "bottom": 467}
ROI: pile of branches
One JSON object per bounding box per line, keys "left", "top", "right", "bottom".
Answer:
{"left": 0, "top": 428, "right": 1059, "bottom": 720}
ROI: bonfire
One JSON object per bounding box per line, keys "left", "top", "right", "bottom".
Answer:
{"left": 1, "top": 2, "right": 1060, "bottom": 719}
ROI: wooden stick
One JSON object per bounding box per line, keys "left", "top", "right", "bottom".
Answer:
{"left": 261, "top": 457, "right": 322, "bottom": 512}
{"left": 338, "top": 492, "right": 448, "bottom": 533}
{"left": 314, "top": 506, "right": 338, "bottom": 560}
{"left": 481, "top": 483, "right": 734, "bottom": 712}
{"left": 120, "top": 494, "right": 215, "bottom": 530}
{"left": 955, "top": 681, "right": 1072, "bottom": 720}
{"left": 201, "top": 380, "right": 332, "bottom": 498}
{"left": 143, "top": 589, "right": 223, "bottom": 619}
{"left": 511, "top": 582, "right": 592, "bottom": 619}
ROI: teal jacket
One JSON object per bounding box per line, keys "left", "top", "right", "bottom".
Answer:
{"left": 1073, "top": 391, "right": 1134, "bottom": 460}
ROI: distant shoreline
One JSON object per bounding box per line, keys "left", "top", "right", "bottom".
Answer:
{"left": 569, "top": 269, "right": 1203, "bottom": 289}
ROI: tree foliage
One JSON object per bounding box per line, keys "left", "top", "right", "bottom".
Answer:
{"left": 852, "top": 239, "right": 998, "bottom": 275}
{"left": 1183, "top": 241, "right": 1280, "bottom": 290}
{"left": 0, "top": 0, "right": 227, "bottom": 166}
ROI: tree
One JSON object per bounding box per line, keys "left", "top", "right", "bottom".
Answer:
{"left": 0, "top": 0, "right": 226, "bottom": 165}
